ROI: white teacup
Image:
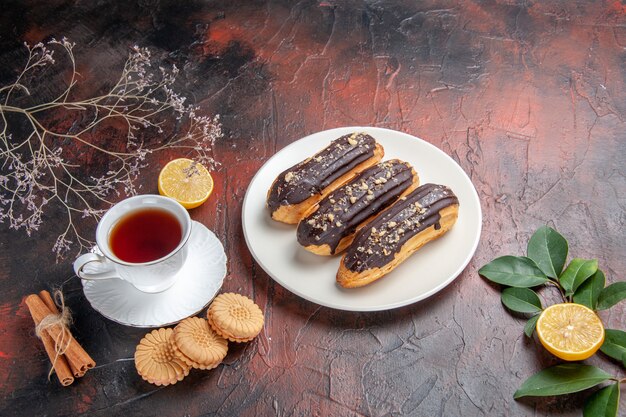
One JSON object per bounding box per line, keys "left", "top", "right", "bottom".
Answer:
{"left": 73, "top": 195, "right": 192, "bottom": 293}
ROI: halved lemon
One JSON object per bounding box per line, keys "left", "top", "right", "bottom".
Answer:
{"left": 158, "top": 158, "right": 214, "bottom": 209}
{"left": 536, "top": 303, "right": 604, "bottom": 361}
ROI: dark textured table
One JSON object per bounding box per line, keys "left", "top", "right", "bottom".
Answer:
{"left": 1, "top": 1, "right": 625, "bottom": 416}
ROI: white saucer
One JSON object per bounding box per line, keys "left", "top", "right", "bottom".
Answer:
{"left": 82, "top": 221, "right": 227, "bottom": 327}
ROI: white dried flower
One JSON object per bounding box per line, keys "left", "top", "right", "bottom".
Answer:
{"left": 0, "top": 38, "right": 222, "bottom": 260}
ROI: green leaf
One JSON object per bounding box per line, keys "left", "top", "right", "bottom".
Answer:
{"left": 479, "top": 256, "right": 549, "bottom": 288}
{"left": 513, "top": 364, "right": 612, "bottom": 399}
{"left": 600, "top": 329, "right": 626, "bottom": 367}
{"left": 527, "top": 226, "right": 568, "bottom": 279}
{"left": 573, "top": 270, "right": 606, "bottom": 310}
{"left": 583, "top": 383, "right": 620, "bottom": 417}
{"left": 597, "top": 282, "right": 626, "bottom": 310}
{"left": 559, "top": 258, "right": 598, "bottom": 296}
{"left": 524, "top": 315, "right": 540, "bottom": 338}
{"left": 501, "top": 288, "right": 542, "bottom": 314}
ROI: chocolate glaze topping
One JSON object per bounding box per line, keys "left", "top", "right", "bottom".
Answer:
{"left": 297, "top": 160, "right": 415, "bottom": 254}
{"left": 267, "top": 133, "right": 376, "bottom": 212}
{"left": 343, "top": 183, "right": 459, "bottom": 272}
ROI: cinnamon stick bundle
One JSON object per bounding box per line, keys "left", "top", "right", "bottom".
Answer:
{"left": 24, "top": 290, "right": 96, "bottom": 385}
{"left": 25, "top": 295, "right": 74, "bottom": 386}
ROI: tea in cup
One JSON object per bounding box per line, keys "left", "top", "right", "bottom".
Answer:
{"left": 73, "top": 195, "right": 192, "bottom": 293}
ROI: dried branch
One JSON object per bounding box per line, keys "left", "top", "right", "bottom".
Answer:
{"left": 0, "top": 38, "right": 222, "bottom": 260}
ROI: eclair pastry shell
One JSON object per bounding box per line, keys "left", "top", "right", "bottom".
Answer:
{"left": 298, "top": 161, "right": 419, "bottom": 256}
{"left": 267, "top": 137, "right": 384, "bottom": 224}
{"left": 337, "top": 204, "right": 459, "bottom": 288}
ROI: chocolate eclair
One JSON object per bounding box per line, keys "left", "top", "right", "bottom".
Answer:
{"left": 337, "top": 183, "right": 459, "bottom": 288}
{"left": 297, "top": 160, "right": 419, "bottom": 255}
{"left": 267, "top": 133, "right": 384, "bottom": 224}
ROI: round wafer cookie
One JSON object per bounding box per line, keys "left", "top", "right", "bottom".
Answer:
{"left": 207, "top": 293, "right": 264, "bottom": 343}
{"left": 172, "top": 317, "right": 228, "bottom": 370}
{"left": 135, "top": 328, "right": 190, "bottom": 386}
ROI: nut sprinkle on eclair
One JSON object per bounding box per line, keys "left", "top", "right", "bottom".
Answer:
{"left": 337, "top": 183, "right": 459, "bottom": 288}
{"left": 297, "top": 160, "right": 418, "bottom": 255}
{"left": 266, "top": 132, "right": 384, "bottom": 224}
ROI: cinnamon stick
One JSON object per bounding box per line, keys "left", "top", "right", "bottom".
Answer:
{"left": 38, "top": 290, "right": 60, "bottom": 314}
{"left": 24, "top": 293, "right": 95, "bottom": 378}
{"left": 38, "top": 291, "right": 82, "bottom": 377}
{"left": 25, "top": 295, "right": 74, "bottom": 386}
{"left": 40, "top": 291, "right": 96, "bottom": 376}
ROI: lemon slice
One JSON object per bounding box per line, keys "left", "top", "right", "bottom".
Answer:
{"left": 536, "top": 303, "right": 605, "bottom": 361}
{"left": 158, "top": 158, "right": 214, "bottom": 209}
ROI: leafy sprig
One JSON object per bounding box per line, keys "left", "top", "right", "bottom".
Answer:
{"left": 479, "top": 226, "right": 625, "bottom": 416}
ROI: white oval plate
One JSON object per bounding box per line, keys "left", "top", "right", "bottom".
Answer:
{"left": 242, "top": 127, "right": 482, "bottom": 311}
{"left": 82, "top": 221, "right": 227, "bottom": 327}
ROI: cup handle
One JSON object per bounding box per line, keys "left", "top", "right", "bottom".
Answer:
{"left": 73, "top": 253, "right": 120, "bottom": 281}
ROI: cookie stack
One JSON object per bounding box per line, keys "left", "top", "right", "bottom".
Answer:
{"left": 171, "top": 317, "right": 228, "bottom": 371}
{"left": 207, "top": 293, "right": 264, "bottom": 343}
{"left": 134, "top": 293, "right": 264, "bottom": 386}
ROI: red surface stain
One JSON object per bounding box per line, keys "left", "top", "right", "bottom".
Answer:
{"left": 74, "top": 390, "right": 96, "bottom": 414}
{"left": 22, "top": 26, "right": 49, "bottom": 45}
{"left": 207, "top": 21, "right": 244, "bottom": 47}
{"left": 459, "top": 2, "right": 508, "bottom": 38}
{"left": 0, "top": 303, "right": 17, "bottom": 388}
{"left": 609, "top": 0, "right": 626, "bottom": 14}
{"left": 0, "top": 301, "right": 35, "bottom": 392}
